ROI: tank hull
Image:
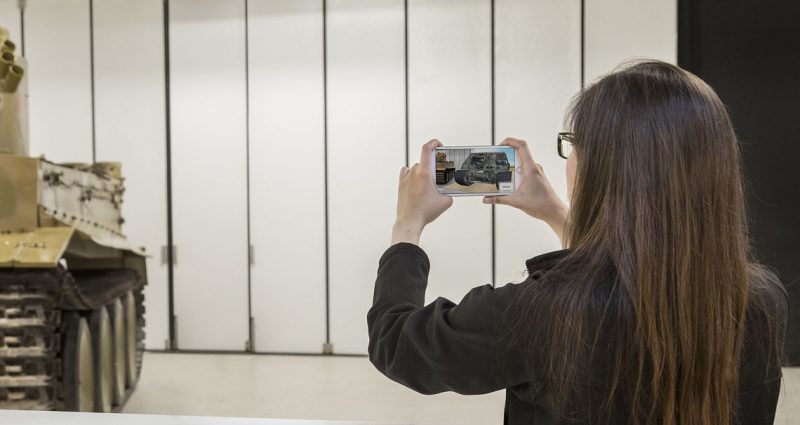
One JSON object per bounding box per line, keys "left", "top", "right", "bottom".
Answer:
{"left": 455, "top": 152, "right": 512, "bottom": 189}
{"left": 0, "top": 156, "right": 148, "bottom": 412}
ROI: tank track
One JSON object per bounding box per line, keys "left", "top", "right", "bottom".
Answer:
{"left": 0, "top": 268, "right": 144, "bottom": 411}
{"left": 134, "top": 288, "right": 145, "bottom": 381}
{"left": 435, "top": 168, "right": 455, "bottom": 185}
{"left": 0, "top": 270, "right": 61, "bottom": 410}
{"left": 454, "top": 169, "right": 473, "bottom": 186}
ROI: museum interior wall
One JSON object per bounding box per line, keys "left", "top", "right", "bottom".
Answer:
{"left": 0, "top": 0, "right": 676, "bottom": 354}
{"left": 677, "top": 0, "right": 800, "bottom": 364}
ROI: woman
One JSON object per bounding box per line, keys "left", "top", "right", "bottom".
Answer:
{"left": 367, "top": 61, "right": 788, "bottom": 425}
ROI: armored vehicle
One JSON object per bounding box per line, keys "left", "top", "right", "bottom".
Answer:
{"left": 0, "top": 27, "right": 146, "bottom": 412}
{"left": 435, "top": 151, "right": 455, "bottom": 185}
{"left": 454, "top": 152, "right": 512, "bottom": 189}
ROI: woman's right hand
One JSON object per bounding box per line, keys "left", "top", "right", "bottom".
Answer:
{"left": 483, "top": 138, "right": 568, "bottom": 241}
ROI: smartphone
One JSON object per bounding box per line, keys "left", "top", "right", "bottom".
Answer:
{"left": 433, "top": 146, "right": 517, "bottom": 196}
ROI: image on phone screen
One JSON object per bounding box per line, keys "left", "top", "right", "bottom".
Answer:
{"left": 433, "top": 146, "right": 516, "bottom": 196}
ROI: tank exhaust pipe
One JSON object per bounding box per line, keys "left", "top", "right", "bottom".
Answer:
{"left": 0, "top": 52, "right": 13, "bottom": 80}
{"left": 0, "top": 27, "right": 28, "bottom": 156}
{"left": 0, "top": 39, "right": 14, "bottom": 54}
{"left": 4, "top": 64, "right": 23, "bottom": 93}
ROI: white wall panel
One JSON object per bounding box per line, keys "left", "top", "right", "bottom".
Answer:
{"left": 25, "top": 0, "right": 93, "bottom": 162}
{"left": 328, "top": 0, "right": 405, "bottom": 354}
{"left": 170, "top": 0, "right": 249, "bottom": 351}
{"left": 494, "top": 0, "right": 581, "bottom": 284}
{"left": 93, "top": 0, "right": 168, "bottom": 350}
{"left": 584, "top": 0, "right": 677, "bottom": 84}
{"left": 248, "top": 0, "right": 326, "bottom": 353}
{"left": 408, "top": 0, "right": 493, "bottom": 303}
{"left": 0, "top": 0, "right": 21, "bottom": 43}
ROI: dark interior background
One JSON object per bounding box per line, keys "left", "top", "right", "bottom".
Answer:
{"left": 678, "top": 0, "right": 800, "bottom": 364}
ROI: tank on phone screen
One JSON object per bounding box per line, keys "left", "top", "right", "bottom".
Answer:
{"left": 435, "top": 151, "right": 456, "bottom": 184}
{"left": 454, "top": 152, "right": 512, "bottom": 190}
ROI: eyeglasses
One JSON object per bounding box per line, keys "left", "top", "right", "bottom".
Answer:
{"left": 557, "top": 132, "right": 574, "bottom": 159}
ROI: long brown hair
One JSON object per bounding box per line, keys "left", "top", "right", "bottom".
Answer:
{"left": 514, "top": 61, "right": 782, "bottom": 425}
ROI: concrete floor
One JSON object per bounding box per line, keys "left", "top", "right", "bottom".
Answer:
{"left": 124, "top": 352, "right": 799, "bottom": 424}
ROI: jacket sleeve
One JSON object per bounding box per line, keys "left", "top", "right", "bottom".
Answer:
{"left": 736, "top": 271, "right": 790, "bottom": 424}
{"left": 367, "top": 242, "right": 529, "bottom": 395}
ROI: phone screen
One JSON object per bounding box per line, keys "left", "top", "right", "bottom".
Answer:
{"left": 433, "top": 146, "right": 516, "bottom": 196}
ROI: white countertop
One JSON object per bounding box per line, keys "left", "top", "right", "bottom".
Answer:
{"left": 0, "top": 410, "right": 402, "bottom": 425}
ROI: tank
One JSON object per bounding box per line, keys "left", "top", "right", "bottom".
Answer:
{"left": 435, "top": 151, "right": 455, "bottom": 185}
{"left": 0, "top": 28, "right": 146, "bottom": 412}
{"left": 453, "top": 152, "right": 512, "bottom": 189}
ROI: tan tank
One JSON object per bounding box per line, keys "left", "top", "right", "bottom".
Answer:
{"left": 435, "top": 151, "right": 455, "bottom": 185}
{"left": 0, "top": 27, "right": 146, "bottom": 412}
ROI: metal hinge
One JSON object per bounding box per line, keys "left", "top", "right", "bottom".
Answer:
{"left": 249, "top": 245, "right": 254, "bottom": 266}
{"left": 322, "top": 342, "right": 334, "bottom": 355}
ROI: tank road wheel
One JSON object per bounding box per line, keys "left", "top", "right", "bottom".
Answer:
{"left": 454, "top": 170, "right": 473, "bottom": 186}
{"left": 62, "top": 312, "right": 94, "bottom": 412}
{"left": 87, "top": 308, "right": 113, "bottom": 412}
{"left": 108, "top": 299, "right": 126, "bottom": 406}
{"left": 123, "top": 292, "right": 138, "bottom": 389}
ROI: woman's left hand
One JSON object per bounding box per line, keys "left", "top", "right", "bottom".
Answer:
{"left": 392, "top": 139, "right": 453, "bottom": 245}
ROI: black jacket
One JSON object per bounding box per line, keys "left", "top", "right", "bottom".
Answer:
{"left": 367, "top": 243, "right": 788, "bottom": 425}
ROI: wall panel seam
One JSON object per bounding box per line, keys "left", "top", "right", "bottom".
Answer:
{"left": 323, "top": 0, "right": 331, "bottom": 348}
{"left": 162, "top": 0, "right": 176, "bottom": 351}
{"left": 404, "top": 0, "right": 409, "bottom": 167}
{"left": 490, "top": 0, "right": 496, "bottom": 288}
{"left": 244, "top": 0, "right": 254, "bottom": 352}
{"left": 19, "top": 1, "right": 25, "bottom": 55}
{"left": 89, "top": 0, "right": 96, "bottom": 163}
{"left": 580, "top": 0, "right": 585, "bottom": 88}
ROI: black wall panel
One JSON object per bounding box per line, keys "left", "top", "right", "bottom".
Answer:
{"left": 678, "top": 0, "right": 800, "bottom": 363}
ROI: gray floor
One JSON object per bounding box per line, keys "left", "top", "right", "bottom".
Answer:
{"left": 124, "top": 353, "right": 799, "bottom": 425}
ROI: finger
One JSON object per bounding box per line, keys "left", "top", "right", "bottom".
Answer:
{"left": 482, "top": 195, "right": 511, "bottom": 205}
{"left": 419, "top": 139, "right": 443, "bottom": 170}
{"left": 501, "top": 137, "right": 533, "bottom": 171}
{"left": 500, "top": 137, "right": 534, "bottom": 172}
{"left": 399, "top": 166, "right": 410, "bottom": 180}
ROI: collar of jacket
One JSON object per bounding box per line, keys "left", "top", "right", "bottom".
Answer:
{"left": 525, "top": 249, "right": 571, "bottom": 277}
